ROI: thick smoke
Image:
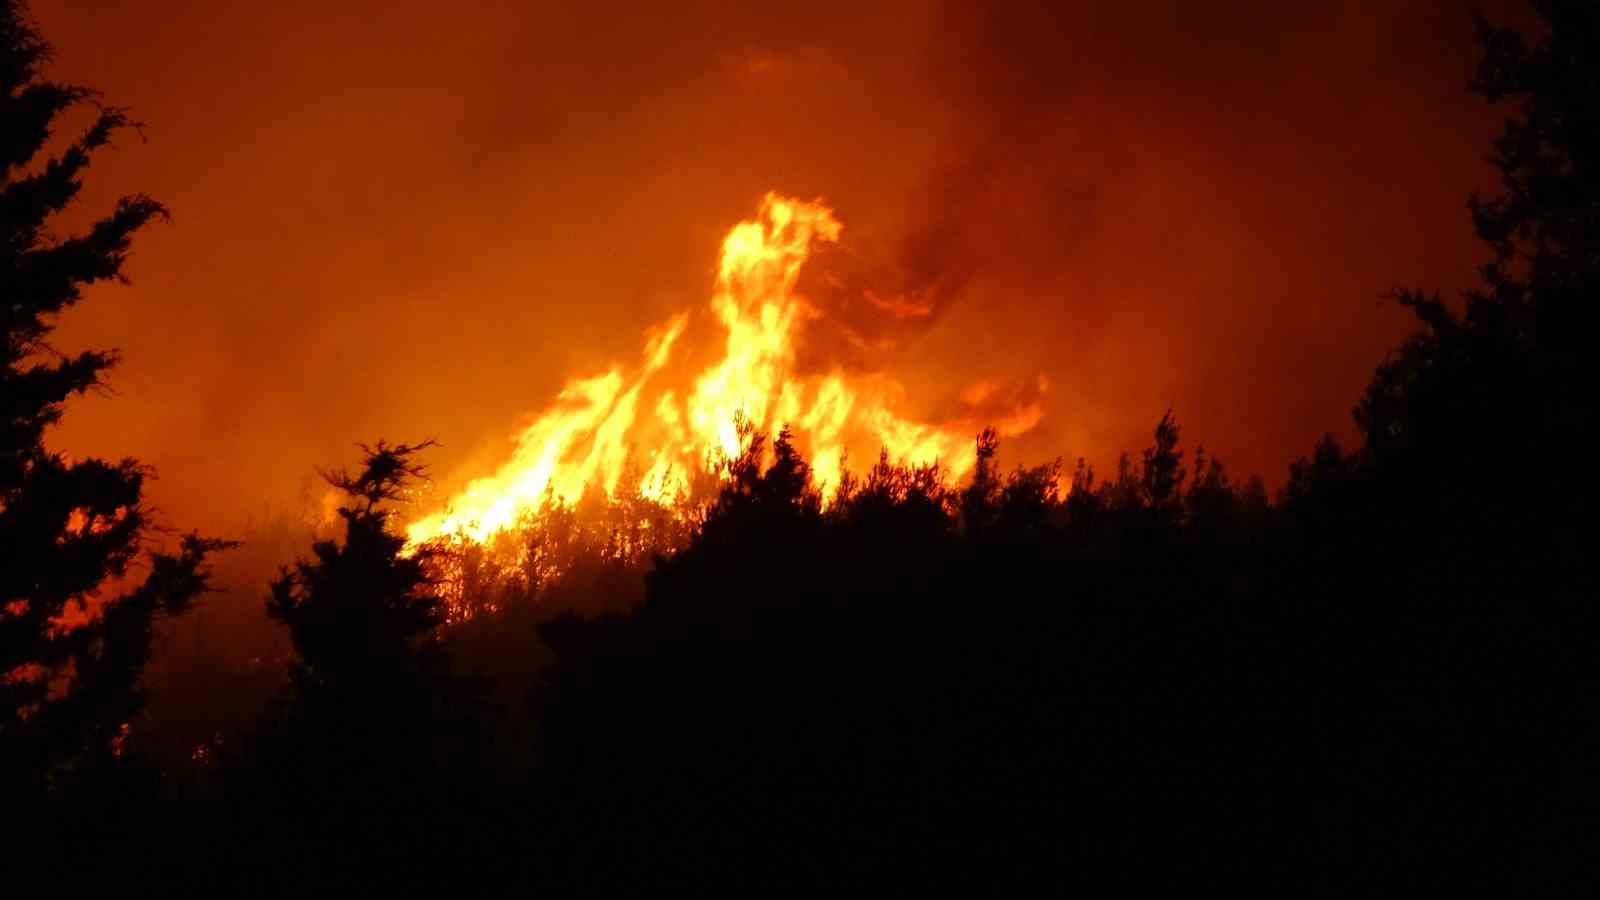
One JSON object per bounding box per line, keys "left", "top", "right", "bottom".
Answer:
{"left": 36, "top": 0, "right": 1503, "bottom": 535}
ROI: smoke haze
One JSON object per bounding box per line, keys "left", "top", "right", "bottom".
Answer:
{"left": 35, "top": 0, "right": 1502, "bottom": 533}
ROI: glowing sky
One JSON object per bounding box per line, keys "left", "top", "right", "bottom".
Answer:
{"left": 34, "top": 0, "right": 1502, "bottom": 534}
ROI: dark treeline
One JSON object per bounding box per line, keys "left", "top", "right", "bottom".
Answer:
{"left": 4, "top": 1, "right": 1596, "bottom": 896}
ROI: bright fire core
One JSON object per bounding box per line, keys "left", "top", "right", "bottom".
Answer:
{"left": 406, "top": 193, "right": 1043, "bottom": 546}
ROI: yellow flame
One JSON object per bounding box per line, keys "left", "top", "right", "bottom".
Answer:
{"left": 406, "top": 193, "right": 1041, "bottom": 546}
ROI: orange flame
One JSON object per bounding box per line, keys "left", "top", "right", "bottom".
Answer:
{"left": 406, "top": 193, "right": 1042, "bottom": 546}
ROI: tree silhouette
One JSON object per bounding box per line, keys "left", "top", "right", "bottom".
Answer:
{"left": 0, "top": 0, "right": 226, "bottom": 788}
{"left": 239, "top": 440, "right": 498, "bottom": 896}
{"left": 267, "top": 440, "right": 446, "bottom": 706}
{"left": 1139, "top": 409, "right": 1185, "bottom": 512}
{"left": 1361, "top": 2, "right": 1595, "bottom": 466}
{"left": 1330, "top": 9, "right": 1598, "bottom": 889}
{"left": 1470, "top": 0, "right": 1599, "bottom": 346}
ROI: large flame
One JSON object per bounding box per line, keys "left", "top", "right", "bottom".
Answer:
{"left": 406, "top": 193, "right": 1042, "bottom": 546}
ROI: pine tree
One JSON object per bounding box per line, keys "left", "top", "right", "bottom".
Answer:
{"left": 262, "top": 439, "right": 496, "bottom": 776}
{"left": 0, "top": 0, "right": 225, "bottom": 788}
{"left": 267, "top": 440, "right": 445, "bottom": 700}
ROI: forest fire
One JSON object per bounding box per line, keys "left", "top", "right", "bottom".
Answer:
{"left": 404, "top": 193, "right": 1044, "bottom": 547}
{"left": 16, "top": 3, "right": 1589, "bottom": 894}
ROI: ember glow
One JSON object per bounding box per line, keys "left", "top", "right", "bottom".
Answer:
{"left": 405, "top": 193, "right": 1043, "bottom": 546}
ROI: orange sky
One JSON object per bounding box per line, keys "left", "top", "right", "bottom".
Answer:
{"left": 33, "top": 0, "right": 1502, "bottom": 535}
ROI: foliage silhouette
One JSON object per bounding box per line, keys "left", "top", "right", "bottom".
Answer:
{"left": 222, "top": 440, "right": 500, "bottom": 898}
{"left": 0, "top": 0, "right": 226, "bottom": 794}
{"left": 267, "top": 441, "right": 443, "bottom": 691}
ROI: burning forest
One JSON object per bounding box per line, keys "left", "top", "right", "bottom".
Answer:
{"left": 405, "top": 193, "right": 1045, "bottom": 549}
{"left": 5, "top": 2, "right": 1596, "bottom": 897}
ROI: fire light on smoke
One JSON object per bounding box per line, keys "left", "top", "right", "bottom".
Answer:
{"left": 406, "top": 193, "right": 1043, "bottom": 546}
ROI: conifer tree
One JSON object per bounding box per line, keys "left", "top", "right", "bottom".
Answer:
{"left": 1, "top": 0, "right": 225, "bottom": 787}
